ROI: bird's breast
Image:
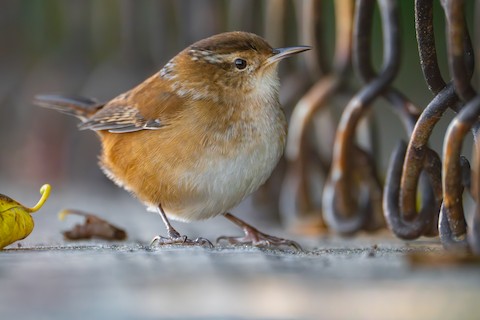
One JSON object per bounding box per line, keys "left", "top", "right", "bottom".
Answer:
{"left": 173, "top": 100, "right": 287, "bottom": 220}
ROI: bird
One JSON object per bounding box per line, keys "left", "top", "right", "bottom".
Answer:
{"left": 34, "top": 31, "right": 310, "bottom": 249}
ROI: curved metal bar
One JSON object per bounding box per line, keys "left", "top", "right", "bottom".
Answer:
{"left": 471, "top": 208, "right": 480, "bottom": 254}
{"left": 444, "top": 0, "right": 476, "bottom": 102}
{"left": 439, "top": 204, "right": 469, "bottom": 251}
{"left": 396, "top": 1, "right": 460, "bottom": 227}
{"left": 384, "top": 141, "right": 442, "bottom": 239}
{"left": 286, "top": 76, "right": 343, "bottom": 162}
{"left": 280, "top": 0, "right": 354, "bottom": 227}
{"left": 323, "top": 145, "right": 383, "bottom": 234}
{"left": 353, "top": 0, "right": 420, "bottom": 144}
{"left": 442, "top": 131, "right": 471, "bottom": 237}
{"left": 470, "top": 141, "right": 480, "bottom": 254}
{"left": 353, "top": 0, "right": 376, "bottom": 82}
{"left": 354, "top": 1, "right": 422, "bottom": 135}
{"left": 352, "top": 0, "right": 421, "bottom": 133}
{"left": 399, "top": 84, "right": 458, "bottom": 220}
{"left": 353, "top": 0, "right": 420, "bottom": 133}
{"left": 297, "top": 0, "right": 326, "bottom": 79}
{"left": 440, "top": 96, "right": 480, "bottom": 250}
{"left": 384, "top": 86, "right": 460, "bottom": 238}
{"left": 322, "top": 0, "right": 399, "bottom": 234}
{"left": 383, "top": 90, "right": 420, "bottom": 139}
{"left": 415, "top": 0, "right": 446, "bottom": 94}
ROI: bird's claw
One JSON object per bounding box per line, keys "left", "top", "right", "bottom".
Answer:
{"left": 192, "top": 237, "right": 215, "bottom": 248}
{"left": 217, "top": 230, "right": 303, "bottom": 252}
{"left": 150, "top": 235, "right": 214, "bottom": 248}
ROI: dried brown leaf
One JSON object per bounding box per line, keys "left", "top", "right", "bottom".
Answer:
{"left": 59, "top": 209, "right": 127, "bottom": 241}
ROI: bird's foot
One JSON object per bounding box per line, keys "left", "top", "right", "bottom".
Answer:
{"left": 150, "top": 229, "right": 213, "bottom": 248}
{"left": 217, "top": 224, "right": 303, "bottom": 251}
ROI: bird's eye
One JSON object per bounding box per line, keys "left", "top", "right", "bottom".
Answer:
{"left": 234, "top": 58, "right": 247, "bottom": 70}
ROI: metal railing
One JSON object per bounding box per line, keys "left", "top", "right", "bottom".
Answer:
{"left": 285, "top": 0, "right": 480, "bottom": 254}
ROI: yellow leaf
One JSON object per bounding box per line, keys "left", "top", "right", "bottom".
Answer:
{"left": 0, "top": 184, "right": 51, "bottom": 249}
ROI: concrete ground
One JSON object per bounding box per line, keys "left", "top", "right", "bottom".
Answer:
{"left": 0, "top": 184, "right": 479, "bottom": 320}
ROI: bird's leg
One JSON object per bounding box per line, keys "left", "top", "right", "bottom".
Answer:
{"left": 217, "top": 213, "right": 303, "bottom": 251}
{"left": 150, "top": 205, "right": 213, "bottom": 248}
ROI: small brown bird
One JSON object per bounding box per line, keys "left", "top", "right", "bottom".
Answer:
{"left": 35, "top": 31, "right": 310, "bottom": 249}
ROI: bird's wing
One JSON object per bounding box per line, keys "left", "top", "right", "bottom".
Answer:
{"left": 78, "top": 103, "right": 163, "bottom": 133}
{"left": 78, "top": 74, "right": 189, "bottom": 133}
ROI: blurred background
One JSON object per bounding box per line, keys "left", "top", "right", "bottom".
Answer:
{"left": 0, "top": 0, "right": 477, "bottom": 235}
{"left": 2, "top": 3, "right": 480, "bottom": 319}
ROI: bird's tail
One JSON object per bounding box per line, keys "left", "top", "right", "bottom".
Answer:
{"left": 33, "top": 94, "right": 104, "bottom": 121}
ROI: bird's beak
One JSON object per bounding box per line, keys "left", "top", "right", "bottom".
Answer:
{"left": 266, "top": 46, "right": 311, "bottom": 66}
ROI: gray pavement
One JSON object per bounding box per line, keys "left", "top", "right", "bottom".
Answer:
{"left": 0, "top": 184, "right": 479, "bottom": 320}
